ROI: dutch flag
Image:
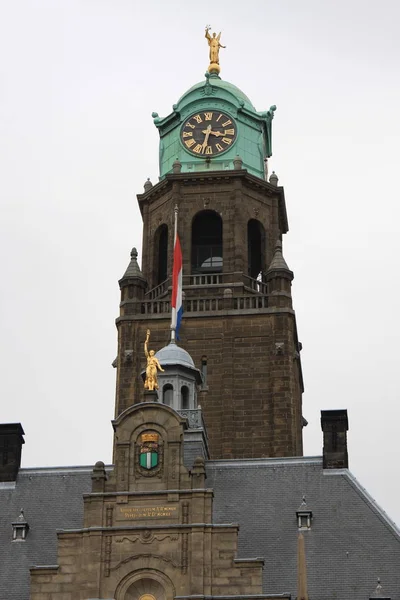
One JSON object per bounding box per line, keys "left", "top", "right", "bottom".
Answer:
{"left": 171, "top": 233, "right": 183, "bottom": 340}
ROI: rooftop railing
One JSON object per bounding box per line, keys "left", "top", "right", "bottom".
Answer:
{"left": 145, "top": 273, "right": 267, "bottom": 300}
{"left": 124, "top": 293, "right": 269, "bottom": 316}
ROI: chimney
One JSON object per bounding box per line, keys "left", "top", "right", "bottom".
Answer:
{"left": 0, "top": 423, "right": 25, "bottom": 482}
{"left": 321, "top": 410, "right": 348, "bottom": 469}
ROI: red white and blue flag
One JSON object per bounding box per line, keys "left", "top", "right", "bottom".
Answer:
{"left": 171, "top": 233, "right": 183, "bottom": 340}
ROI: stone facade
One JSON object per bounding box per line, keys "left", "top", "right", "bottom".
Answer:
{"left": 115, "top": 170, "right": 304, "bottom": 459}
{"left": 30, "top": 403, "right": 275, "bottom": 600}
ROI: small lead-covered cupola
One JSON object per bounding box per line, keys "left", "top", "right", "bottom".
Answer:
{"left": 12, "top": 509, "right": 29, "bottom": 541}
{"left": 155, "top": 342, "right": 202, "bottom": 410}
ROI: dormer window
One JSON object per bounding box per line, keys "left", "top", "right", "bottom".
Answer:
{"left": 298, "top": 514, "right": 311, "bottom": 529}
{"left": 296, "top": 496, "right": 312, "bottom": 530}
{"left": 12, "top": 509, "right": 29, "bottom": 541}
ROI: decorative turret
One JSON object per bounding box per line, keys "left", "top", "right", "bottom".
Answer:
{"left": 155, "top": 341, "right": 209, "bottom": 465}
{"left": 118, "top": 247, "right": 147, "bottom": 304}
{"left": 155, "top": 342, "right": 202, "bottom": 410}
{"left": 266, "top": 239, "right": 294, "bottom": 308}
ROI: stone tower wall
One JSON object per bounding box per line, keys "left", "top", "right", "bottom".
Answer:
{"left": 116, "top": 171, "right": 303, "bottom": 459}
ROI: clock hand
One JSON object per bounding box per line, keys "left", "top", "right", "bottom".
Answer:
{"left": 208, "top": 130, "right": 224, "bottom": 137}
{"left": 201, "top": 125, "right": 212, "bottom": 153}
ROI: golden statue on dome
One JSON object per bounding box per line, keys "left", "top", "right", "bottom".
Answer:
{"left": 205, "top": 26, "right": 226, "bottom": 74}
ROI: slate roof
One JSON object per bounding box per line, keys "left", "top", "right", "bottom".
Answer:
{"left": 0, "top": 466, "right": 92, "bottom": 600}
{"left": 207, "top": 457, "right": 400, "bottom": 600}
{"left": 1, "top": 458, "right": 399, "bottom": 600}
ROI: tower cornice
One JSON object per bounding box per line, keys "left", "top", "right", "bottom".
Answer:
{"left": 137, "top": 170, "right": 288, "bottom": 233}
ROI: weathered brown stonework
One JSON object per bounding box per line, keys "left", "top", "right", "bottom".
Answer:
{"left": 115, "top": 170, "right": 304, "bottom": 459}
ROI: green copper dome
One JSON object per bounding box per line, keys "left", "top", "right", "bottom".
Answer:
{"left": 152, "top": 73, "right": 276, "bottom": 180}
{"left": 178, "top": 76, "right": 255, "bottom": 111}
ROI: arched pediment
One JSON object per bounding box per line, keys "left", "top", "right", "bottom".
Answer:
{"left": 113, "top": 402, "right": 188, "bottom": 436}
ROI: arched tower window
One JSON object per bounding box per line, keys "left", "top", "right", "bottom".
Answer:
{"left": 191, "top": 211, "right": 223, "bottom": 273}
{"left": 181, "top": 385, "right": 189, "bottom": 409}
{"left": 163, "top": 384, "right": 173, "bottom": 406}
{"left": 154, "top": 224, "right": 168, "bottom": 285}
{"left": 248, "top": 219, "right": 266, "bottom": 280}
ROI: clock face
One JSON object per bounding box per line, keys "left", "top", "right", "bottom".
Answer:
{"left": 180, "top": 111, "right": 237, "bottom": 157}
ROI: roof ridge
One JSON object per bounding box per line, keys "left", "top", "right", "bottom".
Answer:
{"left": 18, "top": 465, "right": 113, "bottom": 474}
{"left": 207, "top": 456, "right": 322, "bottom": 467}
{"left": 339, "top": 469, "right": 400, "bottom": 540}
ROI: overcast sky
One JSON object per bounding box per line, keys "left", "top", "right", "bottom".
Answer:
{"left": 1, "top": 1, "right": 400, "bottom": 527}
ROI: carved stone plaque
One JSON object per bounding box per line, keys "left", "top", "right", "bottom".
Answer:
{"left": 116, "top": 505, "right": 178, "bottom": 521}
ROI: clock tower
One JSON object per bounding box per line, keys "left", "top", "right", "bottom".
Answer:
{"left": 115, "top": 63, "right": 304, "bottom": 460}
{"left": 152, "top": 71, "right": 275, "bottom": 179}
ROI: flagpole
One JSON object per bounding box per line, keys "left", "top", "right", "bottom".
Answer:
{"left": 170, "top": 204, "right": 178, "bottom": 343}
